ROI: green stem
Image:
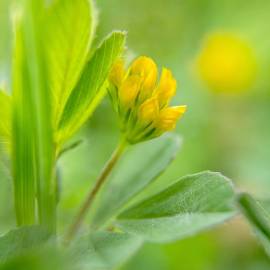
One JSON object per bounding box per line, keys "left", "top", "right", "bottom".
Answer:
{"left": 64, "top": 139, "right": 127, "bottom": 245}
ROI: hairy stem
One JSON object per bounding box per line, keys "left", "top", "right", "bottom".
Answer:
{"left": 64, "top": 139, "right": 127, "bottom": 244}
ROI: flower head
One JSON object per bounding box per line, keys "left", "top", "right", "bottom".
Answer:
{"left": 108, "top": 56, "right": 186, "bottom": 144}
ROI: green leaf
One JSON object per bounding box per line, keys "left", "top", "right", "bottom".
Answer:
{"left": 91, "top": 134, "right": 181, "bottom": 229}
{"left": 12, "top": 1, "right": 55, "bottom": 230}
{"left": 0, "top": 0, "right": 11, "bottom": 69}
{"left": 0, "top": 90, "right": 11, "bottom": 145}
{"left": 45, "top": 0, "right": 95, "bottom": 124}
{"left": 116, "top": 171, "right": 236, "bottom": 243}
{"left": 0, "top": 226, "right": 51, "bottom": 263}
{"left": 56, "top": 31, "right": 126, "bottom": 145}
{"left": 69, "top": 231, "right": 143, "bottom": 270}
{"left": 238, "top": 193, "right": 270, "bottom": 255}
{"left": 0, "top": 250, "right": 65, "bottom": 270}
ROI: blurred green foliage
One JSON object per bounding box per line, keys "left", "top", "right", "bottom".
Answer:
{"left": 89, "top": 0, "right": 270, "bottom": 269}
{"left": 1, "top": 0, "right": 270, "bottom": 269}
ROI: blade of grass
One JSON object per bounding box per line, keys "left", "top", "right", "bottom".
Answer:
{"left": 12, "top": 0, "right": 55, "bottom": 232}
{"left": 12, "top": 20, "right": 36, "bottom": 226}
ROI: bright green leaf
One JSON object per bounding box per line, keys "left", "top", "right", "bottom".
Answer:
{"left": 0, "top": 90, "right": 11, "bottom": 144}
{"left": 91, "top": 134, "right": 181, "bottom": 229}
{"left": 12, "top": 1, "right": 55, "bottom": 230}
{"left": 0, "top": 0, "right": 11, "bottom": 69}
{"left": 238, "top": 193, "right": 270, "bottom": 256}
{"left": 56, "top": 31, "right": 126, "bottom": 145}
{"left": 69, "top": 231, "right": 143, "bottom": 270}
{"left": 116, "top": 171, "right": 236, "bottom": 243}
{"left": 45, "top": 0, "right": 95, "bottom": 124}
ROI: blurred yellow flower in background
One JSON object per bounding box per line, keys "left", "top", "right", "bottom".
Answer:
{"left": 196, "top": 32, "right": 257, "bottom": 94}
{"left": 109, "top": 56, "right": 186, "bottom": 144}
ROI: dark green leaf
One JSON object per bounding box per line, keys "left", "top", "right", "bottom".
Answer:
{"left": 116, "top": 171, "right": 236, "bottom": 243}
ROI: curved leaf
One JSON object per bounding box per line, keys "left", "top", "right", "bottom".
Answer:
{"left": 56, "top": 31, "right": 126, "bottom": 144}
{"left": 116, "top": 171, "right": 236, "bottom": 243}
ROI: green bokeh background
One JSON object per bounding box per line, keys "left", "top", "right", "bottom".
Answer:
{"left": 1, "top": 0, "right": 270, "bottom": 269}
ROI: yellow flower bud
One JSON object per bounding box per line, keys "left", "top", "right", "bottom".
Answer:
{"left": 118, "top": 75, "right": 141, "bottom": 106}
{"left": 130, "top": 56, "right": 158, "bottom": 95}
{"left": 155, "top": 68, "right": 177, "bottom": 107}
{"left": 110, "top": 59, "right": 126, "bottom": 88}
{"left": 138, "top": 97, "right": 159, "bottom": 124}
{"left": 156, "top": 106, "right": 187, "bottom": 131}
{"left": 108, "top": 55, "right": 186, "bottom": 144}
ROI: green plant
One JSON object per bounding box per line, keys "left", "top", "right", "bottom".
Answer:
{"left": 238, "top": 194, "right": 270, "bottom": 256}
{"left": 0, "top": 1, "right": 239, "bottom": 269}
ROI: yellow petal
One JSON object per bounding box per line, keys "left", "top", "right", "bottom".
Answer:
{"left": 118, "top": 75, "right": 141, "bottom": 106}
{"left": 131, "top": 56, "right": 157, "bottom": 76}
{"left": 109, "top": 59, "right": 126, "bottom": 88}
{"left": 138, "top": 97, "right": 159, "bottom": 123}
{"left": 155, "top": 68, "right": 177, "bottom": 107}
{"left": 130, "top": 56, "right": 158, "bottom": 95}
{"left": 156, "top": 105, "right": 186, "bottom": 131}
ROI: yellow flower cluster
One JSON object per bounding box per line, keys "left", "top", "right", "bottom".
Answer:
{"left": 109, "top": 56, "right": 186, "bottom": 144}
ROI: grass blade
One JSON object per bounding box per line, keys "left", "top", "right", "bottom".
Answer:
{"left": 12, "top": 0, "right": 55, "bottom": 231}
